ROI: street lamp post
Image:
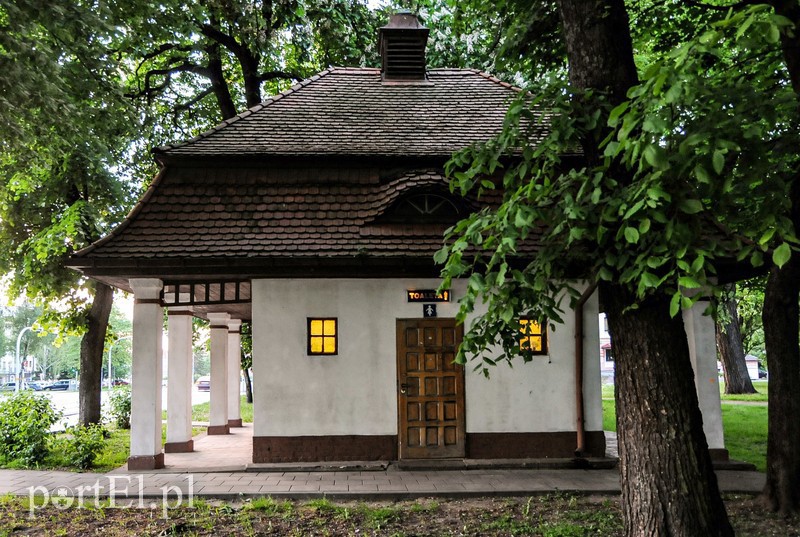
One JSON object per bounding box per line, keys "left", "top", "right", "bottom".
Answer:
{"left": 107, "top": 335, "right": 132, "bottom": 389}
{"left": 15, "top": 326, "right": 39, "bottom": 392}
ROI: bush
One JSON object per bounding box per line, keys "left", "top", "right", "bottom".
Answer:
{"left": 61, "top": 424, "right": 107, "bottom": 470}
{"left": 0, "top": 391, "right": 61, "bottom": 466}
{"left": 108, "top": 386, "right": 131, "bottom": 429}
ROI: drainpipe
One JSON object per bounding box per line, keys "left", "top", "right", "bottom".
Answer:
{"left": 574, "top": 282, "right": 598, "bottom": 457}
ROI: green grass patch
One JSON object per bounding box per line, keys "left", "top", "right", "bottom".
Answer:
{"left": 721, "top": 402, "right": 767, "bottom": 472}
{"left": 163, "top": 395, "right": 254, "bottom": 423}
{"left": 720, "top": 380, "right": 768, "bottom": 402}
{"left": 602, "top": 399, "right": 616, "bottom": 432}
{"left": 602, "top": 398, "right": 767, "bottom": 471}
{"left": 601, "top": 383, "right": 615, "bottom": 399}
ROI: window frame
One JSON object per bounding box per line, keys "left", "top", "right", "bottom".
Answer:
{"left": 519, "top": 317, "right": 548, "bottom": 356}
{"left": 307, "top": 317, "right": 338, "bottom": 356}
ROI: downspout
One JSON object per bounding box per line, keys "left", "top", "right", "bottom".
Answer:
{"left": 575, "top": 281, "right": 598, "bottom": 457}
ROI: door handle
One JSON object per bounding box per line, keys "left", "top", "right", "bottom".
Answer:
{"left": 400, "top": 383, "right": 410, "bottom": 394}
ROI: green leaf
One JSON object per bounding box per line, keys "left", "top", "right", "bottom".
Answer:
{"left": 678, "top": 276, "right": 702, "bottom": 289}
{"left": 669, "top": 293, "right": 682, "bottom": 317}
{"left": 643, "top": 144, "right": 668, "bottom": 170}
{"left": 694, "top": 165, "right": 711, "bottom": 184}
{"left": 624, "top": 227, "right": 639, "bottom": 244}
{"left": 712, "top": 150, "right": 725, "bottom": 175}
{"left": 679, "top": 199, "right": 703, "bottom": 214}
{"left": 773, "top": 242, "right": 792, "bottom": 268}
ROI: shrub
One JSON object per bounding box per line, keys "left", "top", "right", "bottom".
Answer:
{"left": 61, "top": 424, "right": 107, "bottom": 470}
{"left": 0, "top": 391, "right": 61, "bottom": 466}
{"left": 108, "top": 386, "right": 131, "bottom": 429}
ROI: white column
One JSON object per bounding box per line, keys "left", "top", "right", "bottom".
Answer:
{"left": 165, "top": 304, "right": 194, "bottom": 452}
{"left": 227, "top": 319, "right": 243, "bottom": 427}
{"left": 128, "top": 278, "right": 164, "bottom": 470}
{"left": 207, "top": 312, "right": 230, "bottom": 435}
{"left": 683, "top": 301, "right": 727, "bottom": 458}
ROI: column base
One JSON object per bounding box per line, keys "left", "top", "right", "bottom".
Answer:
{"left": 709, "top": 448, "right": 729, "bottom": 462}
{"left": 207, "top": 424, "right": 230, "bottom": 435}
{"left": 127, "top": 452, "right": 165, "bottom": 470}
{"left": 164, "top": 440, "right": 194, "bottom": 453}
{"left": 228, "top": 419, "right": 243, "bottom": 428}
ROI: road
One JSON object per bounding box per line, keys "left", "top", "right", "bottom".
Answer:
{"left": 18, "top": 386, "right": 213, "bottom": 430}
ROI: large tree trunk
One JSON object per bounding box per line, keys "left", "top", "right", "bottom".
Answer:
{"left": 605, "top": 285, "right": 733, "bottom": 536}
{"left": 716, "top": 287, "right": 756, "bottom": 394}
{"left": 243, "top": 366, "right": 253, "bottom": 404}
{"left": 78, "top": 281, "right": 113, "bottom": 426}
{"left": 761, "top": 240, "right": 800, "bottom": 515}
{"left": 557, "top": 1, "right": 733, "bottom": 534}
{"left": 759, "top": 0, "right": 800, "bottom": 515}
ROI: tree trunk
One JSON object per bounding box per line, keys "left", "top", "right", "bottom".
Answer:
{"left": 243, "top": 366, "right": 253, "bottom": 404}
{"left": 605, "top": 285, "right": 734, "bottom": 536}
{"left": 78, "top": 281, "right": 113, "bottom": 426}
{"left": 759, "top": 0, "right": 800, "bottom": 515}
{"left": 761, "top": 258, "right": 800, "bottom": 515}
{"left": 716, "top": 288, "right": 756, "bottom": 394}
{"left": 556, "top": 1, "right": 733, "bottom": 534}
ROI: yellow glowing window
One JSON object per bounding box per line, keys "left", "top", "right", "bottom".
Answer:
{"left": 308, "top": 318, "right": 338, "bottom": 355}
{"left": 519, "top": 318, "right": 547, "bottom": 355}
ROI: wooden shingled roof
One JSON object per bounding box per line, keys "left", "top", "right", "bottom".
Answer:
{"left": 154, "top": 68, "right": 542, "bottom": 159}
{"left": 67, "top": 65, "right": 543, "bottom": 300}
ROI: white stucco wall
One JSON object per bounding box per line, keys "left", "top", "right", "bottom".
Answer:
{"left": 251, "top": 278, "right": 601, "bottom": 438}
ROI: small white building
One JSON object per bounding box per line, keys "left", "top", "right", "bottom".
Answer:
{"left": 67, "top": 13, "right": 726, "bottom": 469}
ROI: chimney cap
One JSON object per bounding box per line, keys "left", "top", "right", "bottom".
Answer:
{"left": 380, "top": 10, "right": 426, "bottom": 31}
{"left": 379, "top": 11, "right": 430, "bottom": 81}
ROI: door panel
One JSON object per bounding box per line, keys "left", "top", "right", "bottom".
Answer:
{"left": 397, "top": 319, "right": 465, "bottom": 459}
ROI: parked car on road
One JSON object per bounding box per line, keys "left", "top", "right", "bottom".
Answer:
{"left": 112, "top": 379, "right": 129, "bottom": 386}
{"left": 195, "top": 376, "right": 210, "bottom": 391}
{"left": 43, "top": 380, "right": 71, "bottom": 391}
{"left": 27, "top": 381, "right": 45, "bottom": 391}
{"left": 0, "top": 381, "right": 25, "bottom": 391}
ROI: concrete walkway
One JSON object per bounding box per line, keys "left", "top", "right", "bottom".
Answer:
{"left": 0, "top": 467, "right": 766, "bottom": 501}
{"left": 0, "top": 425, "right": 766, "bottom": 500}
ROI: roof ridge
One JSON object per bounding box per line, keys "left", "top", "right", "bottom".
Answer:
{"left": 473, "top": 70, "right": 524, "bottom": 94}
{"left": 154, "top": 68, "right": 339, "bottom": 154}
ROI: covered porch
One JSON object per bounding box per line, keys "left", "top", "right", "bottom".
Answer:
{"left": 127, "top": 278, "right": 251, "bottom": 470}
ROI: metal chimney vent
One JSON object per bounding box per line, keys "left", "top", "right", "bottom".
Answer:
{"left": 379, "top": 11, "right": 430, "bottom": 81}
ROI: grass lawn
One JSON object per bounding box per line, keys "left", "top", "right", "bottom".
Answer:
{"left": 720, "top": 380, "right": 768, "bottom": 402}
{"left": 163, "top": 395, "right": 254, "bottom": 423}
{"left": 602, "top": 398, "right": 767, "bottom": 471}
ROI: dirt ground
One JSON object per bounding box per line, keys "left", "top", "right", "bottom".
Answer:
{"left": 2, "top": 494, "right": 798, "bottom": 536}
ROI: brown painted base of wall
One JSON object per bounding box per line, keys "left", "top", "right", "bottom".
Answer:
{"left": 127, "top": 452, "right": 165, "bottom": 470}
{"left": 164, "top": 440, "right": 194, "bottom": 453}
{"left": 228, "top": 419, "right": 243, "bottom": 428}
{"left": 207, "top": 424, "right": 230, "bottom": 435}
{"left": 467, "top": 431, "right": 607, "bottom": 459}
{"left": 253, "top": 435, "right": 397, "bottom": 463}
{"left": 710, "top": 448, "right": 729, "bottom": 462}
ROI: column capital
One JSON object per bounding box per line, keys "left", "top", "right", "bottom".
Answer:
{"left": 207, "top": 312, "right": 231, "bottom": 328}
{"left": 130, "top": 278, "right": 163, "bottom": 300}
{"left": 227, "top": 319, "right": 243, "bottom": 332}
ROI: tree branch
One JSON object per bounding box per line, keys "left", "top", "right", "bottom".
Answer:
{"left": 684, "top": 0, "right": 767, "bottom": 11}
{"left": 257, "top": 70, "right": 303, "bottom": 83}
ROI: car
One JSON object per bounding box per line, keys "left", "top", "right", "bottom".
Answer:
{"left": 43, "top": 380, "right": 71, "bottom": 391}
{"left": 27, "top": 381, "right": 45, "bottom": 391}
{"left": 112, "top": 379, "right": 129, "bottom": 386}
{"left": 195, "top": 376, "right": 210, "bottom": 391}
{"left": 0, "top": 382, "right": 20, "bottom": 391}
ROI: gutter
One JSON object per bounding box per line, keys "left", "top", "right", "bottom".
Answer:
{"left": 574, "top": 281, "right": 598, "bottom": 457}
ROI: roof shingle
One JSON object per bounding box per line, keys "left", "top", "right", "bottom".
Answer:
{"left": 155, "top": 68, "right": 540, "bottom": 158}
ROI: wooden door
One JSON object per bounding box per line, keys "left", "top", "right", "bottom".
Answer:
{"left": 397, "top": 319, "right": 465, "bottom": 459}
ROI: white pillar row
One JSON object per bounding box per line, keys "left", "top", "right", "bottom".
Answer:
{"left": 227, "top": 319, "right": 243, "bottom": 428}
{"left": 128, "top": 278, "right": 165, "bottom": 470}
{"left": 683, "top": 301, "right": 727, "bottom": 460}
{"left": 207, "top": 312, "right": 231, "bottom": 435}
{"left": 165, "top": 302, "right": 194, "bottom": 453}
